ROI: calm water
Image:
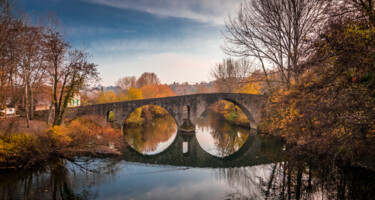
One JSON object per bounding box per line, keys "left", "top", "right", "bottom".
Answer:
{"left": 0, "top": 111, "right": 374, "bottom": 199}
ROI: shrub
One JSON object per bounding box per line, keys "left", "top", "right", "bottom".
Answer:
{"left": 47, "top": 125, "right": 72, "bottom": 149}
{"left": 0, "top": 133, "right": 50, "bottom": 169}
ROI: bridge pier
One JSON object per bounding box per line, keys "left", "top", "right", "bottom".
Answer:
{"left": 178, "top": 119, "right": 195, "bottom": 132}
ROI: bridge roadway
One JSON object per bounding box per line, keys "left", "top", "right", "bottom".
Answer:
{"left": 36, "top": 93, "right": 266, "bottom": 131}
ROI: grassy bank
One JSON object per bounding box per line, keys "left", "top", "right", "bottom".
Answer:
{"left": 0, "top": 116, "right": 125, "bottom": 170}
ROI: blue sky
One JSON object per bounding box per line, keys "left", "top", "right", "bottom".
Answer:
{"left": 18, "top": 0, "right": 242, "bottom": 86}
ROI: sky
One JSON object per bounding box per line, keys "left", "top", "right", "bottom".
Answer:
{"left": 18, "top": 0, "right": 243, "bottom": 86}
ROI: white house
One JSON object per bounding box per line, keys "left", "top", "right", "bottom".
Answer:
{"left": 0, "top": 107, "right": 16, "bottom": 115}
{"left": 68, "top": 94, "right": 81, "bottom": 107}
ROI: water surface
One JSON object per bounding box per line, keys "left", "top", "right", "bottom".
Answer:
{"left": 1, "top": 111, "right": 374, "bottom": 199}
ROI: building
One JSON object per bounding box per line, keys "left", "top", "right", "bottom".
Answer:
{"left": 68, "top": 94, "right": 81, "bottom": 107}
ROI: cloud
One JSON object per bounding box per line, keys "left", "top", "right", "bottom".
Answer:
{"left": 82, "top": 0, "right": 242, "bottom": 24}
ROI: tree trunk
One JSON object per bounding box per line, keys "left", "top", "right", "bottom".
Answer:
{"left": 295, "top": 165, "right": 303, "bottom": 200}
{"left": 259, "top": 57, "right": 273, "bottom": 94}
{"left": 46, "top": 102, "right": 53, "bottom": 124}
{"left": 24, "top": 79, "right": 30, "bottom": 128}
{"left": 29, "top": 86, "right": 34, "bottom": 120}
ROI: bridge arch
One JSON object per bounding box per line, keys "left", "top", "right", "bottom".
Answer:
{"left": 106, "top": 111, "right": 115, "bottom": 122}
{"left": 194, "top": 98, "right": 257, "bottom": 129}
{"left": 122, "top": 104, "right": 180, "bottom": 129}
{"left": 223, "top": 98, "right": 257, "bottom": 129}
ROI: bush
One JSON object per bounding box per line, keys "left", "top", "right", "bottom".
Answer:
{"left": 0, "top": 133, "right": 50, "bottom": 169}
{"left": 47, "top": 126, "right": 72, "bottom": 149}
{"left": 66, "top": 118, "right": 124, "bottom": 149}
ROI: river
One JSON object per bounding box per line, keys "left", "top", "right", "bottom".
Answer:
{"left": 0, "top": 111, "right": 374, "bottom": 199}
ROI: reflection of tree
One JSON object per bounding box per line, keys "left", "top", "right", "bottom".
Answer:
{"left": 124, "top": 115, "right": 177, "bottom": 154}
{"left": 0, "top": 158, "right": 122, "bottom": 199}
{"left": 215, "top": 158, "right": 375, "bottom": 200}
{"left": 197, "top": 110, "right": 249, "bottom": 157}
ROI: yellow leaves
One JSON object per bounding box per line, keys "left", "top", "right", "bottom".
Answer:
{"left": 118, "top": 93, "right": 126, "bottom": 101}
{"left": 98, "top": 90, "right": 118, "bottom": 103}
{"left": 125, "top": 107, "right": 144, "bottom": 126}
{"left": 48, "top": 125, "right": 72, "bottom": 147}
{"left": 125, "top": 88, "right": 143, "bottom": 101}
{"left": 0, "top": 133, "right": 41, "bottom": 164}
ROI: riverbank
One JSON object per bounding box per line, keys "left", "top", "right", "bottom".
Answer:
{"left": 0, "top": 117, "right": 125, "bottom": 170}
{"left": 206, "top": 108, "right": 250, "bottom": 128}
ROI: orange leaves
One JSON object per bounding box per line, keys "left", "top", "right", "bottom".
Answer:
{"left": 140, "top": 84, "right": 176, "bottom": 99}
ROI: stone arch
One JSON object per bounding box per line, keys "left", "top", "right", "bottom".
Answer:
{"left": 195, "top": 98, "right": 257, "bottom": 129}
{"left": 223, "top": 98, "right": 257, "bottom": 129}
{"left": 122, "top": 104, "right": 179, "bottom": 129}
{"left": 182, "top": 105, "right": 191, "bottom": 120}
{"left": 106, "top": 110, "right": 115, "bottom": 122}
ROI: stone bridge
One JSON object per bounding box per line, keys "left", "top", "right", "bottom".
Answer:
{"left": 57, "top": 93, "right": 266, "bottom": 131}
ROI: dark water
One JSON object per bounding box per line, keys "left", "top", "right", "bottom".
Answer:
{"left": 1, "top": 112, "right": 374, "bottom": 199}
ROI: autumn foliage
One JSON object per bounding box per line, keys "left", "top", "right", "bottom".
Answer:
{"left": 260, "top": 17, "right": 375, "bottom": 168}
{"left": 0, "top": 116, "right": 124, "bottom": 169}
{"left": 140, "top": 84, "right": 176, "bottom": 99}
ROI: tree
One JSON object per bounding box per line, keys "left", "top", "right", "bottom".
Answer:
{"left": 98, "top": 90, "right": 118, "bottom": 103}
{"left": 210, "top": 58, "right": 252, "bottom": 92}
{"left": 125, "top": 88, "right": 143, "bottom": 101}
{"left": 140, "top": 84, "right": 176, "bottom": 99}
{"left": 136, "top": 72, "right": 160, "bottom": 88}
{"left": 116, "top": 76, "right": 137, "bottom": 93}
{"left": 261, "top": 9, "right": 375, "bottom": 167}
{"left": 0, "top": 0, "right": 22, "bottom": 110}
{"left": 45, "top": 29, "right": 99, "bottom": 125}
{"left": 223, "top": 0, "right": 330, "bottom": 88}
{"left": 18, "top": 24, "right": 47, "bottom": 126}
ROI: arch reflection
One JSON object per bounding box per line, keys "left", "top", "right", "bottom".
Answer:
{"left": 196, "top": 101, "right": 251, "bottom": 157}
{"left": 123, "top": 129, "right": 282, "bottom": 168}
{"left": 123, "top": 105, "right": 178, "bottom": 155}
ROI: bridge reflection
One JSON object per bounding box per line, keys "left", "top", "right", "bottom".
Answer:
{"left": 123, "top": 130, "right": 284, "bottom": 168}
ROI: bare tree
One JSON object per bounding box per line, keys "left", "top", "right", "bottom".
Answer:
{"left": 223, "top": 0, "right": 330, "bottom": 88}
{"left": 210, "top": 58, "right": 252, "bottom": 93}
{"left": 136, "top": 72, "right": 160, "bottom": 88}
{"left": 116, "top": 76, "right": 137, "bottom": 93}
{"left": 343, "top": 0, "right": 375, "bottom": 26}
{"left": 54, "top": 49, "right": 98, "bottom": 125}
{"left": 44, "top": 27, "right": 99, "bottom": 125}
{"left": 18, "top": 23, "right": 47, "bottom": 126}
{"left": 44, "top": 29, "right": 68, "bottom": 124}
{"left": 0, "top": 0, "right": 22, "bottom": 109}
